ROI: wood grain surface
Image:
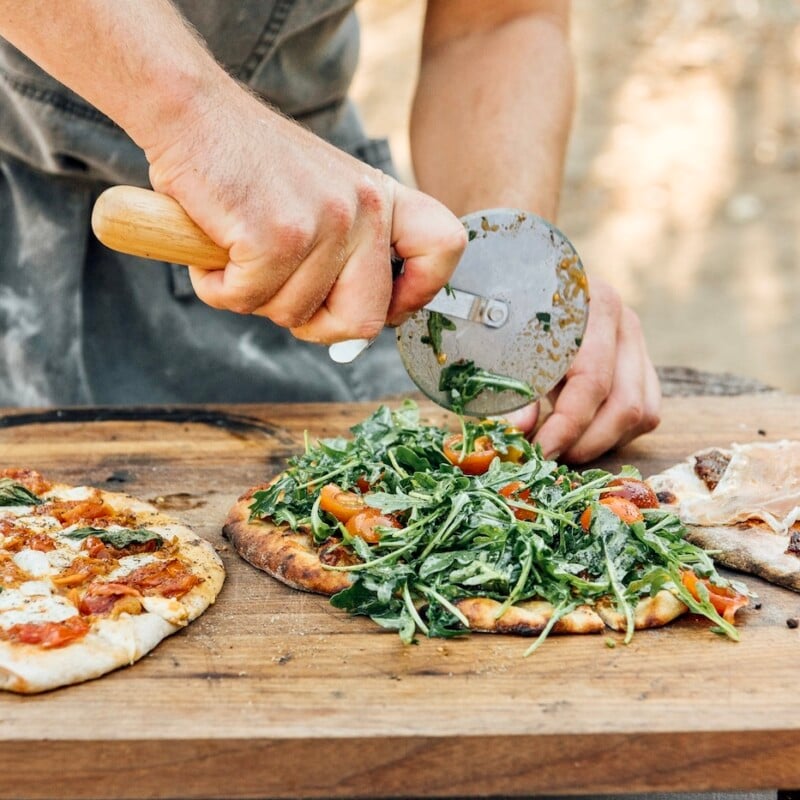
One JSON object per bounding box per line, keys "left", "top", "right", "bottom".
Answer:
{"left": 1, "top": 395, "right": 799, "bottom": 799}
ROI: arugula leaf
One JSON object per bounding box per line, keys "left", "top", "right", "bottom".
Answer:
{"left": 65, "top": 527, "right": 163, "bottom": 550}
{"left": 438, "top": 359, "right": 534, "bottom": 414}
{"left": 0, "top": 478, "right": 43, "bottom": 507}
{"left": 421, "top": 311, "right": 456, "bottom": 359}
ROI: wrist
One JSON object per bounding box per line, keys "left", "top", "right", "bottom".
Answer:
{"left": 122, "top": 46, "right": 233, "bottom": 157}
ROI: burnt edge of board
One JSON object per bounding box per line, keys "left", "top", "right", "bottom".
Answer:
{"left": 0, "top": 406, "right": 278, "bottom": 436}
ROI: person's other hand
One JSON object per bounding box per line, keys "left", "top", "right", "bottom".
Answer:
{"left": 505, "top": 278, "right": 661, "bottom": 463}
{"left": 143, "top": 81, "right": 466, "bottom": 343}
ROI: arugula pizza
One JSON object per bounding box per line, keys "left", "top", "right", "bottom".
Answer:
{"left": 224, "top": 402, "right": 749, "bottom": 652}
{"left": 0, "top": 468, "right": 224, "bottom": 693}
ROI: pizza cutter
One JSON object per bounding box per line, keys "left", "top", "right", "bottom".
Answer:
{"left": 392, "top": 209, "right": 590, "bottom": 415}
{"left": 91, "top": 188, "right": 590, "bottom": 415}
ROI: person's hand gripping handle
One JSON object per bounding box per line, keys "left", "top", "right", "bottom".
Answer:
{"left": 91, "top": 184, "right": 466, "bottom": 349}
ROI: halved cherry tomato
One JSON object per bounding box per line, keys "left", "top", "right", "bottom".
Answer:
{"left": 681, "top": 570, "right": 748, "bottom": 623}
{"left": 499, "top": 426, "right": 526, "bottom": 464}
{"left": 499, "top": 481, "right": 537, "bottom": 521}
{"left": 443, "top": 435, "right": 498, "bottom": 475}
{"left": 345, "top": 508, "right": 402, "bottom": 544}
{"left": 319, "top": 484, "right": 366, "bottom": 522}
{"left": 580, "top": 496, "right": 644, "bottom": 531}
{"left": 604, "top": 477, "right": 659, "bottom": 509}
{"left": 2, "top": 616, "right": 90, "bottom": 649}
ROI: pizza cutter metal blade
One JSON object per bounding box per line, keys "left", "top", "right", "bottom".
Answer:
{"left": 395, "top": 208, "right": 590, "bottom": 416}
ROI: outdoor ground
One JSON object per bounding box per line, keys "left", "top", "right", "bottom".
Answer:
{"left": 353, "top": 0, "right": 800, "bottom": 392}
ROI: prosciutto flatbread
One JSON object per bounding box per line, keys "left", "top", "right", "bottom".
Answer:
{"left": 647, "top": 440, "right": 800, "bottom": 592}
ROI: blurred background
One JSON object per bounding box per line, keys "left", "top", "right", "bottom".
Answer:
{"left": 352, "top": 0, "right": 800, "bottom": 392}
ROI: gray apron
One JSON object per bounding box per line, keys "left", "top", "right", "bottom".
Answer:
{"left": 0, "top": 0, "right": 412, "bottom": 407}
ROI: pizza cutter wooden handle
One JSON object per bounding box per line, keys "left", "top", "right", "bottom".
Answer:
{"left": 91, "top": 185, "right": 229, "bottom": 269}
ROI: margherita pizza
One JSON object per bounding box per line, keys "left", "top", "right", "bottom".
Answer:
{"left": 224, "top": 402, "right": 749, "bottom": 653}
{"left": 0, "top": 468, "right": 224, "bottom": 693}
{"left": 647, "top": 440, "right": 800, "bottom": 592}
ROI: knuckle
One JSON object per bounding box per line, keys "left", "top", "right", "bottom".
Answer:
{"left": 582, "top": 371, "right": 614, "bottom": 402}
{"left": 642, "top": 407, "right": 661, "bottom": 432}
{"left": 356, "top": 319, "right": 385, "bottom": 340}
{"left": 323, "top": 195, "right": 356, "bottom": 237}
{"left": 274, "top": 219, "right": 316, "bottom": 258}
{"left": 226, "top": 297, "right": 261, "bottom": 315}
{"left": 355, "top": 175, "right": 386, "bottom": 216}
{"left": 268, "top": 305, "right": 313, "bottom": 329}
{"left": 218, "top": 284, "right": 272, "bottom": 316}
{"left": 621, "top": 401, "right": 645, "bottom": 430}
{"left": 288, "top": 325, "right": 323, "bottom": 344}
{"left": 192, "top": 287, "right": 225, "bottom": 311}
{"left": 445, "top": 222, "right": 469, "bottom": 257}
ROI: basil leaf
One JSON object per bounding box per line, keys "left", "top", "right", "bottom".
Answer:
{"left": 0, "top": 478, "right": 43, "bottom": 507}
{"left": 65, "top": 527, "right": 163, "bottom": 549}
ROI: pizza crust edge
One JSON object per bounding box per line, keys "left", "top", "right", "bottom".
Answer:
{"left": 224, "top": 483, "right": 691, "bottom": 639}
{"left": 0, "top": 483, "right": 225, "bottom": 694}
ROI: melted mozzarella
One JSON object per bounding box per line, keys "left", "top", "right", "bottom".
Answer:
{"left": 18, "top": 581, "right": 52, "bottom": 597}
{"left": 647, "top": 440, "right": 800, "bottom": 533}
{"left": 46, "top": 547, "right": 78, "bottom": 571}
{"left": 106, "top": 553, "right": 159, "bottom": 581}
{"left": 12, "top": 549, "right": 55, "bottom": 578}
{"left": 0, "top": 506, "right": 35, "bottom": 518}
{"left": 141, "top": 595, "right": 187, "bottom": 626}
{"left": 10, "top": 514, "right": 62, "bottom": 535}
{"left": 45, "top": 486, "right": 94, "bottom": 502}
{"left": 0, "top": 588, "right": 78, "bottom": 628}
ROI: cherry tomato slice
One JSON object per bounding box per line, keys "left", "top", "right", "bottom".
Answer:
{"left": 604, "top": 477, "right": 660, "bottom": 509}
{"left": 345, "top": 508, "right": 401, "bottom": 544}
{"left": 443, "top": 435, "right": 498, "bottom": 475}
{"left": 4, "top": 616, "right": 90, "bottom": 649}
{"left": 681, "top": 570, "right": 748, "bottom": 623}
{"left": 580, "top": 496, "right": 644, "bottom": 531}
{"left": 499, "top": 481, "right": 537, "bottom": 521}
{"left": 319, "top": 484, "right": 366, "bottom": 522}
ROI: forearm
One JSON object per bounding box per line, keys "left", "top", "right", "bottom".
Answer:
{"left": 411, "top": 2, "right": 574, "bottom": 219}
{"left": 0, "top": 0, "right": 230, "bottom": 152}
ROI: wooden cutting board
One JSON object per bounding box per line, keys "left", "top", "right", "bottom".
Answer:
{"left": 1, "top": 394, "right": 799, "bottom": 800}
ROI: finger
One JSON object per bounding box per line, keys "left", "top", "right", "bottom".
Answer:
{"left": 248, "top": 239, "right": 349, "bottom": 328}
{"left": 385, "top": 183, "right": 466, "bottom": 325}
{"left": 611, "top": 354, "right": 662, "bottom": 451}
{"left": 188, "top": 252, "right": 302, "bottom": 316}
{"left": 501, "top": 402, "right": 541, "bottom": 436}
{"left": 559, "top": 309, "right": 659, "bottom": 463}
{"left": 288, "top": 238, "right": 394, "bottom": 344}
{"left": 533, "top": 290, "right": 621, "bottom": 459}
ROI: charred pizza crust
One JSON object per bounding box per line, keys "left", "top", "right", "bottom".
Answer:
{"left": 0, "top": 472, "right": 225, "bottom": 693}
{"left": 682, "top": 523, "right": 800, "bottom": 592}
{"left": 224, "top": 489, "right": 352, "bottom": 595}
{"left": 224, "top": 478, "right": 689, "bottom": 638}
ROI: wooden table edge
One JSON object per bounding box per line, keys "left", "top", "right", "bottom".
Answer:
{"left": 2, "top": 729, "right": 797, "bottom": 799}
